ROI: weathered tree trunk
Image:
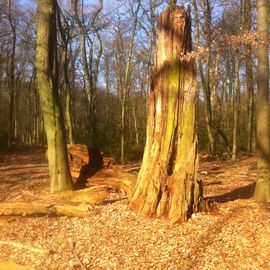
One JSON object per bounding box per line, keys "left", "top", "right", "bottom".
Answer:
{"left": 129, "top": 6, "right": 202, "bottom": 223}
{"left": 254, "top": 0, "right": 270, "bottom": 202}
{"left": 36, "top": 0, "right": 73, "bottom": 193}
{"left": 232, "top": 57, "right": 240, "bottom": 161}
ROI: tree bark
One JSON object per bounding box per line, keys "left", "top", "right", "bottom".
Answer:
{"left": 36, "top": 0, "right": 73, "bottom": 193}
{"left": 129, "top": 6, "right": 202, "bottom": 223}
{"left": 193, "top": 0, "right": 215, "bottom": 154}
{"left": 57, "top": 7, "right": 75, "bottom": 144}
{"left": 7, "top": 1, "right": 16, "bottom": 148}
{"left": 254, "top": 0, "right": 270, "bottom": 202}
{"left": 244, "top": 0, "right": 254, "bottom": 153}
{"left": 72, "top": 0, "right": 103, "bottom": 146}
{"left": 232, "top": 57, "right": 240, "bottom": 161}
{"left": 120, "top": 0, "right": 140, "bottom": 163}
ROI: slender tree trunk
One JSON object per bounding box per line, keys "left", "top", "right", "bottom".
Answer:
{"left": 132, "top": 97, "right": 139, "bottom": 147}
{"left": 120, "top": 0, "right": 140, "bottom": 163}
{"left": 232, "top": 57, "right": 240, "bottom": 160}
{"left": 72, "top": 1, "right": 94, "bottom": 143}
{"left": 244, "top": 0, "right": 254, "bottom": 153}
{"left": 130, "top": 5, "right": 202, "bottom": 223}
{"left": 7, "top": 1, "right": 16, "bottom": 148}
{"left": 246, "top": 59, "right": 254, "bottom": 153}
{"left": 104, "top": 53, "right": 111, "bottom": 144}
{"left": 254, "top": 0, "right": 270, "bottom": 201}
{"left": 36, "top": 0, "right": 73, "bottom": 193}
{"left": 34, "top": 73, "right": 39, "bottom": 145}
{"left": 57, "top": 9, "right": 75, "bottom": 144}
{"left": 27, "top": 71, "right": 35, "bottom": 145}
{"left": 225, "top": 55, "right": 232, "bottom": 134}
{"left": 72, "top": 0, "right": 103, "bottom": 146}
{"left": 212, "top": 54, "right": 220, "bottom": 113}
{"left": 193, "top": 0, "right": 215, "bottom": 154}
{"left": 92, "top": 29, "right": 103, "bottom": 137}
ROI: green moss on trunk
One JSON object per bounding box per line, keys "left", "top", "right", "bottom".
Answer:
{"left": 129, "top": 6, "right": 202, "bottom": 223}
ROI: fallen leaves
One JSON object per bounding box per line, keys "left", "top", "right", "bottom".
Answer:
{"left": 0, "top": 151, "right": 269, "bottom": 269}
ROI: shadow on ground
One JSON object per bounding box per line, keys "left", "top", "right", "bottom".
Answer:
{"left": 207, "top": 182, "right": 256, "bottom": 203}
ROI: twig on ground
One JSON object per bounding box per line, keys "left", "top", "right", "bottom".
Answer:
{"left": 72, "top": 241, "right": 88, "bottom": 270}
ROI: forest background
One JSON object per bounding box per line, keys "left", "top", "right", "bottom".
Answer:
{"left": 0, "top": 0, "right": 265, "bottom": 163}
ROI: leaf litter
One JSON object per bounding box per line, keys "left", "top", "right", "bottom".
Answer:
{"left": 0, "top": 149, "right": 269, "bottom": 269}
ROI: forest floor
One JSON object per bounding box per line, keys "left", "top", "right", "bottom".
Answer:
{"left": 0, "top": 148, "right": 269, "bottom": 270}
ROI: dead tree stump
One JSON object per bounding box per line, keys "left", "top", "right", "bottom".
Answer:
{"left": 129, "top": 5, "right": 202, "bottom": 223}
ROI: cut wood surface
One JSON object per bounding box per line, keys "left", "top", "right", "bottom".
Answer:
{"left": 67, "top": 144, "right": 90, "bottom": 164}
{"left": 67, "top": 144, "right": 115, "bottom": 185}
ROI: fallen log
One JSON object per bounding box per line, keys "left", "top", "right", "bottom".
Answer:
{"left": 87, "top": 177, "right": 133, "bottom": 195}
{"left": 0, "top": 187, "right": 112, "bottom": 217}
{"left": 0, "top": 203, "right": 50, "bottom": 216}
{"left": 124, "top": 165, "right": 141, "bottom": 173}
{"left": 67, "top": 144, "right": 90, "bottom": 164}
{"left": 0, "top": 202, "right": 93, "bottom": 217}
{"left": 66, "top": 144, "right": 115, "bottom": 187}
{"left": 87, "top": 167, "right": 136, "bottom": 195}
{"left": 46, "top": 186, "right": 111, "bottom": 204}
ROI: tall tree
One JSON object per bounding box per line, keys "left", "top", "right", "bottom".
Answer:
{"left": 119, "top": 0, "right": 140, "bottom": 163}
{"left": 6, "top": 0, "right": 16, "bottom": 147}
{"left": 72, "top": 0, "right": 103, "bottom": 146}
{"left": 232, "top": 56, "right": 240, "bottom": 160}
{"left": 193, "top": 0, "right": 215, "bottom": 154}
{"left": 254, "top": 0, "right": 270, "bottom": 201}
{"left": 36, "top": 0, "right": 72, "bottom": 193}
{"left": 129, "top": 5, "right": 202, "bottom": 223}
{"left": 244, "top": 0, "right": 254, "bottom": 153}
{"left": 57, "top": 6, "right": 75, "bottom": 144}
